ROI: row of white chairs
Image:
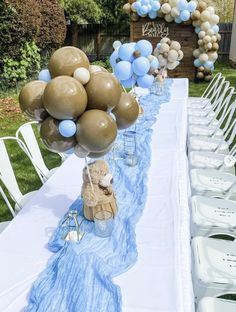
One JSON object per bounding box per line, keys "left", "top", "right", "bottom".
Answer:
{"left": 0, "top": 122, "right": 65, "bottom": 231}
{"left": 187, "top": 73, "right": 236, "bottom": 310}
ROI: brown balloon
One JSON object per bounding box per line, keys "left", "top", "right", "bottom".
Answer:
{"left": 112, "top": 93, "right": 139, "bottom": 130}
{"left": 43, "top": 76, "right": 87, "bottom": 120}
{"left": 76, "top": 109, "right": 117, "bottom": 153}
{"left": 130, "top": 12, "right": 139, "bottom": 22}
{"left": 48, "top": 46, "right": 90, "bottom": 78}
{"left": 19, "top": 80, "right": 48, "bottom": 121}
{"left": 88, "top": 146, "right": 112, "bottom": 159}
{"left": 85, "top": 72, "right": 121, "bottom": 111}
{"left": 40, "top": 116, "right": 76, "bottom": 153}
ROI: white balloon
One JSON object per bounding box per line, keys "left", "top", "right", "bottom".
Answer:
{"left": 206, "top": 6, "right": 215, "bottom": 14}
{"left": 165, "top": 13, "right": 174, "bottom": 22}
{"left": 199, "top": 53, "right": 209, "bottom": 63}
{"left": 208, "top": 51, "right": 218, "bottom": 61}
{"left": 200, "top": 10, "right": 211, "bottom": 22}
{"left": 206, "top": 42, "right": 213, "bottom": 50}
{"left": 161, "top": 3, "right": 172, "bottom": 14}
{"left": 153, "top": 47, "right": 159, "bottom": 57}
{"left": 201, "top": 21, "right": 211, "bottom": 31}
{"left": 168, "top": 50, "right": 178, "bottom": 62}
{"left": 206, "top": 29, "right": 214, "bottom": 36}
{"left": 73, "top": 67, "right": 90, "bottom": 85}
{"left": 203, "top": 35, "right": 211, "bottom": 43}
{"left": 211, "top": 14, "right": 220, "bottom": 25}
{"left": 169, "top": 0, "right": 179, "bottom": 6}
{"left": 198, "top": 31, "right": 206, "bottom": 39}
{"left": 193, "top": 49, "right": 200, "bottom": 58}
{"left": 113, "top": 40, "right": 122, "bottom": 50}
{"left": 170, "top": 41, "right": 181, "bottom": 51}
{"left": 211, "top": 35, "right": 217, "bottom": 43}
{"left": 167, "top": 61, "right": 179, "bottom": 70}
{"left": 159, "top": 43, "right": 170, "bottom": 53}
{"left": 177, "top": 50, "right": 184, "bottom": 61}
{"left": 171, "top": 7, "right": 180, "bottom": 18}
{"left": 160, "top": 37, "right": 170, "bottom": 44}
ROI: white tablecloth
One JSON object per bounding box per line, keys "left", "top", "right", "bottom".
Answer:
{"left": 0, "top": 79, "right": 194, "bottom": 312}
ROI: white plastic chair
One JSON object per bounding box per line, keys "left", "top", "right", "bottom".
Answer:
{"left": 190, "top": 168, "right": 236, "bottom": 199}
{"left": 191, "top": 195, "right": 236, "bottom": 238}
{"left": 188, "top": 73, "right": 223, "bottom": 106}
{"left": 188, "top": 80, "right": 229, "bottom": 118}
{"left": 0, "top": 137, "right": 38, "bottom": 214}
{"left": 197, "top": 297, "right": 236, "bottom": 312}
{"left": 0, "top": 186, "right": 11, "bottom": 233}
{"left": 188, "top": 89, "right": 236, "bottom": 138}
{"left": 192, "top": 237, "right": 236, "bottom": 302}
{"left": 16, "top": 121, "right": 63, "bottom": 183}
{"left": 188, "top": 116, "right": 236, "bottom": 153}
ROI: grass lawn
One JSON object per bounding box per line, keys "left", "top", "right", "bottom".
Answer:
{"left": 0, "top": 61, "right": 236, "bottom": 223}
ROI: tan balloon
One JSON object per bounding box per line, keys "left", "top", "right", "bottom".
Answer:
{"left": 19, "top": 80, "right": 48, "bottom": 121}
{"left": 203, "top": 35, "right": 211, "bottom": 44}
{"left": 161, "top": 3, "right": 171, "bottom": 14}
{"left": 89, "top": 65, "right": 108, "bottom": 74}
{"left": 193, "top": 49, "right": 201, "bottom": 58}
{"left": 198, "top": 31, "right": 206, "bottom": 39}
{"left": 112, "top": 93, "right": 139, "bottom": 130}
{"left": 177, "top": 50, "right": 184, "bottom": 61}
{"left": 199, "top": 53, "right": 209, "bottom": 63}
{"left": 197, "top": 71, "right": 204, "bottom": 79}
{"left": 85, "top": 72, "right": 121, "bottom": 111}
{"left": 168, "top": 50, "right": 178, "bottom": 62}
{"left": 164, "top": 14, "right": 174, "bottom": 23}
{"left": 201, "top": 22, "right": 211, "bottom": 31}
{"left": 130, "top": 12, "right": 139, "bottom": 22}
{"left": 74, "top": 144, "right": 89, "bottom": 158}
{"left": 40, "top": 116, "right": 76, "bottom": 153}
{"left": 43, "top": 76, "right": 87, "bottom": 120}
{"left": 48, "top": 46, "right": 90, "bottom": 78}
{"left": 76, "top": 109, "right": 117, "bottom": 153}
{"left": 123, "top": 3, "right": 131, "bottom": 14}
{"left": 200, "top": 10, "right": 211, "bottom": 22}
{"left": 212, "top": 42, "right": 219, "bottom": 50}
{"left": 88, "top": 146, "right": 112, "bottom": 159}
{"left": 205, "top": 75, "right": 212, "bottom": 82}
{"left": 169, "top": 0, "right": 178, "bottom": 6}
{"left": 171, "top": 7, "right": 180, "bottom": 18}
{"left": 191, "top": 10, "right": 201, "bottom": 21}
{"left": 192, "top": 20, "right": 201, "bottom": 27}
{"left": 198, "top": 1, "right": 207, "bottom": 12}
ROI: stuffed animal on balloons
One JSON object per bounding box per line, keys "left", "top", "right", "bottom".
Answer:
{"left": 123, "top": 0, "right": 221, "bottom": 81}
{"left": 81, "top": 160, "right": 117, "bottom": 221}
{"left": 18, "top": 46, "right": 140, "bottom": 158}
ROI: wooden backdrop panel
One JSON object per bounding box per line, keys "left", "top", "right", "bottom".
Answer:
{"left": 131, "top": 18, "right": 197, "bottom": 80}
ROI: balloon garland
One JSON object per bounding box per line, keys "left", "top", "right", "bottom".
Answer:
{"left": 19, "top": 46, "right": 140, "bottom": 158}
{"left": 123, "top": 0, "right": 221, "bottom": 81}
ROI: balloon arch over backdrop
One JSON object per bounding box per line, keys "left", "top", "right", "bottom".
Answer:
{"left": 123, "top": 0, "right": 221, "bottom": 81}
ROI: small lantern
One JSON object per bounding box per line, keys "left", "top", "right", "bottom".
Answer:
{"left": 61, "top": 210, "right": 84, "bottom": 242}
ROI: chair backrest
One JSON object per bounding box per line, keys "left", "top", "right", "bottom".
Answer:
{"left": 206, "top": 75, "right": 225, "bottom": 105}
{"left": 16, "top": 121, "right": 49, "bottom": 182}
{"left": 202, "top": 72, "right": 222, "bottom": 99}
{"left": 0, "top": 185, "right": 16, "bottom": 217}
{"left": 0, "top": 138, "right": 24, "bottom": 204}
{"left": 211, "top": 80, "right": 230, "bottom": 114}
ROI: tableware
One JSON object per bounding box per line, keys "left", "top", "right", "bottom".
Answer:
{"left": 94, "top": 210, "right": 114, "bottom": 237}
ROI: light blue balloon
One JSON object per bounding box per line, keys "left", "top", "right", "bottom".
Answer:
{"left": 204, "top": 61, "right": 214, "bottom": 69}
{"left": 132, "top": 57, "right": 150, "bottom": 76}
{"left": 156, "top": 43, "right": 162, "bottom": 48}
{"left": 194, "top": 59, "right": 202, "bottom": 67}
{"left": 187, "top": 1, "right": 197, "bottom": 12}
{"left": 147, "top": 4, "right": 152, "bottom": 11}
{"left": 118, "top": 43, "right": 135, "bottom": 62}
{"left": 135, "top": 40, "right": 153, "bottom": 57}
{"left": 148, "top": 10, "right": 157, "bottom": 19}
{"left": 114, "top": 61, "right": 133, "bottom": 81}
{"left": 109, "top": 50, "right": 119, "bottom": 69}
{"left": 38, "top": 69, "right": 51, "bottom": 82}
{"left": 195, "top": 27, "right": 201, "bottom": 34}
{"left": 212, "top": 25, "right": 219, "bottom": 34}
{"left": 133, "top": 2, "right": 142, "bottom": 10}
{"left": 178, "top": 0, "right": 188, "bottom": 11}
{"left": 180, "top": 10, "right": 190, "bottom": 22}
{"left": 140, "top": 5, "right": 149, "bottom": 15}
{"left": 141, "top": 0, "right": 149, "bottom": 5}
{"left": 137, "top": 74, "right": 154, "bottom": 88}
{"left": 175, "top": 17, "right": 182, "bottom": 24}
{"left": 59, "top": 120, "right": 76, "bottom": 138}
{"left": 121, "top": 77, "right": 137, "bottom": 88}
{"left": 152, "top": 1, "right": 160, "bottom": 11}
{"left": 150, "top": 57, "right": 159, "bottom": 70}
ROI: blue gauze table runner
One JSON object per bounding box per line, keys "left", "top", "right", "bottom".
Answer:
{"left": 25, "top": 80, "right": 173, "bottom": 312}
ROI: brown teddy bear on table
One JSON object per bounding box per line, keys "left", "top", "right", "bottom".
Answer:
{"left": 81, "top": 160, "right": 117, "bottom": 221}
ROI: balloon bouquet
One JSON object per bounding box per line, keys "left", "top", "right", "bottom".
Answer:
{"left": 19, "top": 46, "right": 140, "bottom": 159}
{"left": 110, "top": 39, "right": 159, "bottom": 89}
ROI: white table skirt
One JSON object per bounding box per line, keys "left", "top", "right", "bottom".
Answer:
{"left": 0, "top": 79, "right": 194, "bottom": 312}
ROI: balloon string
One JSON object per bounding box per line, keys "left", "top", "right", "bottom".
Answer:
{"left": 85, "top": 157, "right": 94, "bottom": 192}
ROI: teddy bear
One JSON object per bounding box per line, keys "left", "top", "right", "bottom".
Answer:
{"left": 81, "top": 160, "right": 117, "bottom": 221}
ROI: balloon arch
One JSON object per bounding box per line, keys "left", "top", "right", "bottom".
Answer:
{"left": 123, "top": 0, "right": 221, "bottom": 81}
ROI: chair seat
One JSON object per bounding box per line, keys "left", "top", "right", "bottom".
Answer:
{"left": 188, "top": 107, "right": 213, "bottom": 117}
{"left": 188, "top": 97, "right": 210, "bottom": 104}
{"left": 15, "top": 191, "right": 38, "bottom": 212}
{"left": 45, "top": 167, "right": 59, "bottom": 180}
{"left": 189, "top": 151, "right": 235, "bottom": 173}
{"left": 188, "top": 136, "right": 229, "bottom": 153}
{"left": 197, "top": 297, "right": 236, "bottom": 312}
{"left": 0, "top": 221, "right": 10, "bottom": 233}
{"left": 189, "top": 125, "right": 223, "bottom": 138}
{"left": 188, "top": 116, "right": 219, "bottom": 126}
{"left": 190, "top": 169, "right": 236, "bottom": 195}
{"left": 188, "top": 102, "right": 211, "bottom": 110}
{"left": 192, "top": 237, "right": 236, "bottom": 285}
{"left": 192, "top": 195, "right": 236, "bottom": 230}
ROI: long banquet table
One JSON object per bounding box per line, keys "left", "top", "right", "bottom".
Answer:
{"left": 0, "top": 78, "right": 194, "bottom": 312}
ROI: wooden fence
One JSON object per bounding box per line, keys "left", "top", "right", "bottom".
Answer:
{"left": 66, "top": 22, "right": 232, "bottom": 62}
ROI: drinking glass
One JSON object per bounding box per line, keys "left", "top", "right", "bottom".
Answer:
{"left": 94, "top": 210, "right": 114, "bottom": 238}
